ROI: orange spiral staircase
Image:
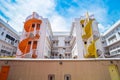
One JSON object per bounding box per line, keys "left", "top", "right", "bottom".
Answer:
{"left": 18, "top": 18, "right": 42, "bottom": 58}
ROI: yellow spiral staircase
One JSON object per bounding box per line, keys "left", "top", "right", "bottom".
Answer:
{"left": 80, "top": 17, "right": 98, "bottom": 58}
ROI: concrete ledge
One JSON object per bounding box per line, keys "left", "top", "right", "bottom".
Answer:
{"left": 0, "top": 59, "right": 120, "bottom": 80}
{"left": 0, "top": 58, "right": 120, "bottom": 61}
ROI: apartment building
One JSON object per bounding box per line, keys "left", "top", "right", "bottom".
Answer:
{"left": 16, "top": 12, "right": 104, "bottom": 59}
{"left": 101, "top": 20, "right": 120, "bottom": 58}
{"left": 70, "top": 15, "right": 104, "bottom": 58}
{"left": 51, "top": 14, "right": 104, "bottom": 59}
{"left": 16, "top": 12, "right": 53, "bottom": 58}
{"left": 0, "top": 19, "right": 19, "bottom": 57}
{"left": 16, "top": 12, "right": 72, "bottom": 59}
{"left": 51, "top": 32, "right": 71, "bottom": 59}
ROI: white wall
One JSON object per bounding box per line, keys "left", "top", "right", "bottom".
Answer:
{"left": 58, "top": 36, "right": 65, "bottom": 47}
{"left": 71, "top": 19, "right": 85, "bottom": 58}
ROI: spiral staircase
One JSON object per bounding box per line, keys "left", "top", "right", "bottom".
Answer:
{"left": 17, "top": 12, "right": 42, "bottom": 58}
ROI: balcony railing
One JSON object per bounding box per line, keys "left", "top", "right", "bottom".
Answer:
{"left": 65, "top": 49, "right": 71, "bottom": 53}
{"left": 52, "top": 43, "right": 58, "bottom": 47}
{"left": 25, "top": 12, "right": 42, "bottom": 21}
{"left": 52, "top": 37, "right": 58, "bottom": 41}
{"left": 23, "top": 30, "right": 40, "bottom": 38}
{"left": 51, "top": 49, "right": 58, "bottom": 53}
{"left": 65, "top": 43, "right": 70, "bottom": 46}
{"left": 64, "top": 36, "right": 71, "bottom": 41}
{"left": 23, "top": 49, "right": 39, "bottom": 58}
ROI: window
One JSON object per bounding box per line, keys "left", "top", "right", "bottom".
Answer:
{"left": 32, "top": 24, "right": 35, "bottom": 28}
{"left": 63, "top": 48, "right": 66, "bottom": 50}
{"left": 64, "top": 74, "right": 71, "bottom": 80}
{"left": 65, "top": 41, "right": 70, "bottom": 46}
{"left": 111, "top": 51, "right": 118, "bottom": 55}
{"left": 118, "top": 32, "right": 120, "bottom": 36}
{"left": 53, "top": 41, "right": 55, "bottom": 44}
{"left": 110, "top": 48, "right": 112, "bottom": 50}
{"left": 0, "top": 49, "right": 11, "bottom": 55}
{"left": 28, "top": 41, "right": 31, "bottom": 45}
{"left": 59, "top": 54, "right": 63, "bottom": 59}
{"left": 1, "top": 32, "right": 4, "bottom": 35}
{"left": 102, "top": 41, "right": 104, "bottom": 44}
{"left": 84, "top": 41, "right": 87, "bottom": 45}
{"left": 82, "top": 24, "right": 84, "bottom": 28}
{"left": 15, "top": 40, "right": 17, "bottom": 43}
{"left": 1, "top": 49, "right": 6, "bottom": 53}
{"left": 32, "top": 41, "right": 37, "bottom": 49}
{"left": 113, "top": 47, "right": 115, "bottom": 49}
{"left": 108, "top": 35, "right": 117, "bottom": 43}
{"left": 65, "top": 54, "right": 67, "bottom": 56}
{"left": 48, "top": 74, "right": 55, "bottom": 80}
{"left": 68, "top": 54, "right": 70, "bottom": 57}
{"left": 55, "top": 53, "right": 58, "bottom": 56}
{"left": 36, "top": 24, "right": 40, "bottom": 30}
{"left": 6, "top": 34, "right": 15, "bottom": 41}
{"left": 118, "top": 49, "right": 120, "bottom": 53}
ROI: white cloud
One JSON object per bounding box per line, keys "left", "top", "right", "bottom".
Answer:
{"left": 66, "top": 0, "right": 109, "bottom": 33}
{"left": 50, "top": 14, "right": 70, "bottom": 32}
{"left": 0, "top": 0, "right": 56, "bottom": 32}
{"left": 98, "top": 24, "right": 105, "bottom": 32}
{"left": 98, "top": 23, "right": 112, "bottom": 35}
{"left": 0, "top": 0, "right": 109, "bottom": 33}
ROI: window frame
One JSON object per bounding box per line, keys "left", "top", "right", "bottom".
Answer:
{"left": 64, "top": 74, "right": 71, "bottom": 80}
{"left": 1, "top": 32, "right": 4, "bottom": 35}
{"left": 48, "top": 74, "right": 55, "bottom": 80}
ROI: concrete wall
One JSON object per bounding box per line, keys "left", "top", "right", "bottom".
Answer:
{"left": 0, "top": 59, "right": 120, "bottom": 80}
{"left": 58, "top": 36, "right": 65, "bottom": 47}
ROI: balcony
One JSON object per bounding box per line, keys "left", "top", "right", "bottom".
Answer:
{"left": 64, "top": 53, "right": 71, "bottom": 59}
{"left": 50, "top": 52, "right": 59, "bottom": 59}
{"left": 52, "top": 43, "right": 58, "bottom": 47}
{"left": 25, "top": 12, "right": 42, "bottom": 21}
{"left": 52, "top": 37, "right": 58, "bottom": 41}
{"left": 23, "top": 31, "right": 40, "bottom": 40}
{"left": 65, "top": 42, "right": 70, "bottom": 47}
{"left": 65, "top": 49, "right": 71, "bottom": 53}
{"left": 51, "top": 49, "right": 58, "bottom": 53}
{"left": 64, "top": 36, "right": 71, "bottom": 41}
{"left": 23, "top": 49, "right": 39, "bottom": 58}
{"left": 108, "top": 35, "right": 117, "bottom": 45}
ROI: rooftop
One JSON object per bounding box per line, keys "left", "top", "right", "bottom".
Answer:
{"left": 25, "top": 12, "right": 42, "bottom": 21}
{"left": 0, "top": 58, "right": 120, "bottom": 61}
{"left": 0, "top": 18, "right": 19, "bottom": 37}
{"left": 53, "top": 32, "right": 70, "bottom": 36}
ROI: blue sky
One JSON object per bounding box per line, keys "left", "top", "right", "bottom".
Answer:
{"left": 0, "top": 0, "right": 120, "bottom": 33}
